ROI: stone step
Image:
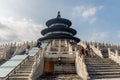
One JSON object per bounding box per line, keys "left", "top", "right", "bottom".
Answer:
{"left": 86, "top": 63, "right": 117, "bottom": 65}
{"left": 86, "top": 62, "right": 115, "bottom": 64}
{"left": 89, "top": 71, "right": 120, "bottom": 75}
{"left": 8, "top": 57, "right": 35, "bottom": 80}
{"left": 85, "top": 59, "right": 113, "bottom": 61}
{"left": 25, "top": 59, "right": 34, "bottom": 62}
{"left": 89, "top": 74, "right": 120, "bottom": 79}
{"left": 88, "top": 69, "right": 120, "bottom": 72}
{"left": 22, "top": 64, "right": 33, "bottom": 66}
{"left": 85, "top": 55, "right": 120, "bottom": 79}
{"left": 9, "top": 76, "right": 29, "bottom": 80}
{"left": 23, "top": 61, "right": 34, "bottom": 64}
{"left": 20, "top": 65, "right": 32, "bottom": 68}
{"left": 85, "top": 58, "right": 110, "bottom": 60}
{"left": 16, "top": 70, "right": 31, "bottom": 73}
{"left": 85, "top": 60, "right": 115, "bottom": 63}
{"left": 87, "top": 66, "right": 120, "bottom": 69}
{"left": 12, "top": 73, "right": 30, "bottom": 76}
{"left": 86, "top": 64, "right": 118, "bottom": 67}
{"left": 25, "top": 61, "right": 34, "bottom": 64}
{"left": 93, "top": 78, "right": 120, "bottom": 80}
{"left": 54, "top": 71, "right": 76, "bottom": 74}
{"left": 87, "top": 65, "right": 119, "bottom": 68}
{"left": 18, "top": 67, "right": 32, "bottom": 71}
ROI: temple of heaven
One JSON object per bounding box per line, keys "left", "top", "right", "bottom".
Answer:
{"left": 38, "top": 11, "right": 80, "bottom": 43}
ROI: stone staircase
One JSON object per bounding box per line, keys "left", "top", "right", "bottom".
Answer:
{"left": 37, "top": 73, "right": 82, "bottom": 80}
{"left": 9, "top": 57, "right": 34, "bottom": 80}
{"left": 85, "top": 55, "right": 120, "bottom": 79}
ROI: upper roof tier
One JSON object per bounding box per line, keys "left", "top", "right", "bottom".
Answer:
{"left": 46, "top": 11, "right": 72, "bottom": 27}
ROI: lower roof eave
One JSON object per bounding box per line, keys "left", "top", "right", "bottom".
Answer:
{"left": 38, "top": 37, "right": 80, "bottom": 43}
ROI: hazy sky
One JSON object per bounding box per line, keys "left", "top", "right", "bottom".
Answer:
{"left": 0, "top": 0, "right": 120, "bottom": 44}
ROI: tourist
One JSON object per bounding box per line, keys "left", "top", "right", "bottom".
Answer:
{"left": 85, "top": 48, "right": 89, "bottom": 57}
{"left": 25, "top": 46, "right": 30, "bottom": 55}
{"left": 37, "top": 41, "right": 41, "bottom": 48}
{"left": 81, "top": 47, "right": 85, "bottom": 57}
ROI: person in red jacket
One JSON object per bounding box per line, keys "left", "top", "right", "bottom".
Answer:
{"left": 81, "top": 47, "right": 85, "bottom": 56}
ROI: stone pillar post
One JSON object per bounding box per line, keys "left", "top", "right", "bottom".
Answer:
{"left": 45, "top": 41, "right": 51, "bottom": 54}
{"left": 97, "top": 43, "right": 99, "bottom": 49}
{"left": 108, "top": 48, "right": 111, "bottom": 58}
{"left": 115, "top": 50, "right": 119, "bottom": 63}
{"left": 52, "top": 40, "right": 55, "bottom": 46}
{"left": 69, "top": 43, "right": 72, "bottom": 54}
{"left": 65, "top": 39, "right": 67, "bottom": 47}
{"left": 58, "top": 40, "right": 61, "bottom": 54}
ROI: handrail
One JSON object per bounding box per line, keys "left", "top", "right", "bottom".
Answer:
{"left": 90, "top": 44, "right": 103, "bottom": 58}
{"left": 80, "top": 41, "right": 87, "bottom": 48}
{"left": 75, "top": 51, "right": 89, "bottom": 80}
{"left": 29, "top": 47, "right": 45, "bottom": 80}
{"left": 28, "top": 49, "right": 40, "bottom": 80}
{"left": 108, "top": 48, "right": 120, "bottom": 65}
{"left": 80, "top": 41, "right": 104, "bottom": 58}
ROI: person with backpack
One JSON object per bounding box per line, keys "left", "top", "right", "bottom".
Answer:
{"left": 37, "top": 40, "right": 41, "bottom": 48}
{"left": 25, "top": 46, "right": 30, "bottom": 55}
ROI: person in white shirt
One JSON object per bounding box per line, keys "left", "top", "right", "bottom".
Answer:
{"left": 25, "top": 48, "right": 29, "bottom": 55}
{"left": 25, "top": 46, "right": 30, "bottom": 55}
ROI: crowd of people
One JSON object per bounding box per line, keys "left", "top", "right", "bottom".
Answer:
{"left": 80, "top": 45, "right": 95, "bottom": 57}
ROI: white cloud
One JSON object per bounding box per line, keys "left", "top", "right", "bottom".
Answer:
{"left": 117, "top": 31, "right": 120, "bottom": 39}
{"left": 0, "top": 16, "right": 44, "bottom": 43}
{"left": 82, "top": 7, "right": 97, "bottom": 18}
{"left": 90, "top": 32, "right": 108, "bottom": 41}
{"left": 0, "top": 29, "right": 10, "bottom": 40}
{"left": 71, "top": 5, "right": 104, "bottom": 24}
{"left": 99, "top": 5, "right": 104, "bottom": 10}
{"left": 89, "top": 17, "right": 97, "bottom": 24}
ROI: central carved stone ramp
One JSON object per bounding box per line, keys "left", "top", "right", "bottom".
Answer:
{"left": 37, "top": 73, "right": 82, "bottom": 80}
{"left": 85, "top": 56, "right": 120, "bottom": 79}
{"left": 9, "top": 57, "right": 34, "bottom": 80}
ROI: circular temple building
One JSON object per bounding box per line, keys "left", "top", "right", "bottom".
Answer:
{"left": 38, "top": 11, "right": 80, "bottom": 43}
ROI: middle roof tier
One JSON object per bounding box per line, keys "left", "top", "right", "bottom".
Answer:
{"left": 41, "top": 25, "right": 77, "bottom": 36}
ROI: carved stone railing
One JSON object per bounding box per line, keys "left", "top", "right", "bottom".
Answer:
{"left": 108, "top": 48, "right": 120, "bottom": 65}
{"left": 80, "top": 41, "right": 103, "bottom": 58}
{"left": 0, "top": 48, "right": 5, "bottom": 59}
{"left": 75, "top": 51, "right": 89, "bottom": 80}
{"left": 90, "top": 45, "right": 103, "bottom": 58}
{"left": 80, "top": 41, "right": 87, "bottom": 48}
{"left": 0, "top": 41, "right": 37, "bottom": 60}
{"left": 30, "top": 47, "right": 45, "bottom": 80}
{"left": 68, "top": 43, "right": 73, "bottom": 54}
{"left": 13, "top": 41, "right": 36, "bottom": 56}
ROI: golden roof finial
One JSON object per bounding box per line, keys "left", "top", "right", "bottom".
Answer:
{"left": 57, "top": 11, "right": 61, "bottom": 18}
